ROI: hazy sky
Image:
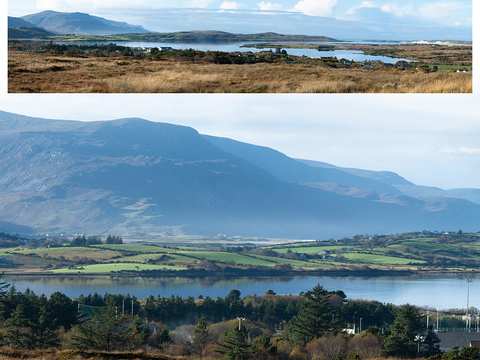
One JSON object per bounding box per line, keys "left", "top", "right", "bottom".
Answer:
{"left": 9, "top": 0, "right": 472, "bottom": 29}
{"left": 2, "top": 1, "right": 479, "bottom": 191}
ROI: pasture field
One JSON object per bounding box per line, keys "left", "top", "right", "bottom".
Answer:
{"left": 271, "top": 245, "right": 348, "bottom": 253}
{"left": 341, "top": 252, "right": 426, "bottom": 265}
{"left": 10, "top": 246, "right": 119, "bottom": 260}
{"left": 2, "top": 231, "right": 480, "bottom": 275}
{"left": 49, "top": 263, "right": 187, "bottom": 274}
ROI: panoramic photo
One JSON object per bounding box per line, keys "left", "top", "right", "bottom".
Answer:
{"left": 0, "top": 91, "right": 479, "bottom": 359}
{"left": 7, "top": 0, "right": 472, "bottom": 93}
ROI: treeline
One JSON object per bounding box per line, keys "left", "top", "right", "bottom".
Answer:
{"left": 70, "top": 234, "right": 123, "bottom": 246}
{"left": 0, "top": 277, "right": 468, "bottom": 360}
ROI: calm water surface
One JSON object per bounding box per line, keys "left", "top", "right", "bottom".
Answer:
{"left": 58, "top": 40, "right": 413, "bottom": 63}
{"left": 4, "top": 274, "right": 477, "bottom": 309}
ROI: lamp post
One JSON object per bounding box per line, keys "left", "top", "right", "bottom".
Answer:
{"left": 237, "top": 317, "right": 245, "bottom": 330}
{"left": 466, "top": 279, "right": 473, "bottom": 332}
{"left": 415, "top": 335, "right": 425, "bottom": 356}
{"left": 353, "top": 311, "right": 357, "bottom": 334}
{"left": 360, "top": 318, "right": 362, "bottom": 333}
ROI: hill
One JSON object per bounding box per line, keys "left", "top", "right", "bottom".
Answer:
{"left": 0, "top": 111, "right": 479, "bottom": 238}
{"left": 8, "top": 26, "right": 56, "bottom": 39}
{"left": 8, "top": 16, "right": 38, "bottom": 28}
{"left": 20, "top": 10, "right": 149, "bottom": 35}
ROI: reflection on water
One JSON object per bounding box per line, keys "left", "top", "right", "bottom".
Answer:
{"left": 50, "top": 41, "right": 413, "bottom": 63}
{"left": 4, "top": 274, "right": 477, "bottom": 309}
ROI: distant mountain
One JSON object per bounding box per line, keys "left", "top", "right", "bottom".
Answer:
{"left": 20, "top": 10, "right": 150, "bottom": 35}
{"left": 8, "top": 27, "right": 56, "bottom": 39}
{"left": 296, "top": 159, "right": 480, "bottom": 206}
{"left": 0, "top": 111, "right": 479, "bottom": 238}
{"left": 8, "top": 16, "right": 38, "bottom": 28}
{"left": 295, "top": 159, "right": 413, "bottom": 186}
{"left": 203, "top": 135, "right": 404, "bottom": 195}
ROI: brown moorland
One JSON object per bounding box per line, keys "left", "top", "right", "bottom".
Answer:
{"left": 8, "top": 50, "right": 472, "bottom": 93}
{"left": 0, "top": 348, "right": 181, "bottom": 360}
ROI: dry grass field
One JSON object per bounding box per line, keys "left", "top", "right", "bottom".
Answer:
{"left": 0, "top": 348, "right": 180, "bottom": 360}
{"left": 8, "top": 50, "right": 472, "bottom": 93}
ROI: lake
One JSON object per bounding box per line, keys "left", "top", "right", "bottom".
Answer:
{"left": 56, "top": 40, "right": 414, "bottom": 64}
{"left": 4, "top": 274, "right": 476, "bottom": 310}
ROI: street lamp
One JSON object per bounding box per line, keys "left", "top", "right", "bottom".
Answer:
{"left": 353, "top": 311, "right": 357, "bottom": 334}
{"left": 237, "top": 317, "right": 245, "bottom": 330}
{"left": 466, "top": 279, "right": 473, "bottom": 332}
{"left": 414, "top": 335, "right": 425, "bottom": 356}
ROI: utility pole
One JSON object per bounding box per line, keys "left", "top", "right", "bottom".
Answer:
{"left": 353, "top": 311, "right": 357, "bottom": 334}
{"left": 427, "top": 308, "right": 429, "bottom": 329}
{"left": 466, "top": 279, "right": 473, "bottom": 332}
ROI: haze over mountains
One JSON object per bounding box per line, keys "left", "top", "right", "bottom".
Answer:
{"left": 0, "top": 111, "right": 479, "bottom": 239}
{"left": 11, "top": 10, "right": 149, "bottom": 35}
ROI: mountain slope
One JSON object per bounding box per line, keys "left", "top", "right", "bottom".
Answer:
{"left": 20, "top": 11, "right": 149, "bottom": 35}
{"left": 8, "top": 16, "right": 38, "bottom": 28}
{"left": 203, "top": 135, "right": 405, "bottom": 195}
{"left": 296, "top": 159, "right": 413, "bottom": 186}
{"left": 0, "top": 111, "right": 479, "bottom": 238}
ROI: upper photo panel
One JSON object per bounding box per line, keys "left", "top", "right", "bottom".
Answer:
{"left": 8, "top": 0, "right": 472, "bottom": 93}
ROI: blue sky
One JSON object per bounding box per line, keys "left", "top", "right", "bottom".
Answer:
{"left": 9, "top": 0, "right": 472, "bottom": 30}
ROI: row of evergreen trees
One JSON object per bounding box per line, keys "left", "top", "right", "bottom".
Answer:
{"left": 0, "top": 275, "right": 458, "bottom": 359}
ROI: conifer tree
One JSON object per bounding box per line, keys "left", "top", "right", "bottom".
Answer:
{"left": 286, "top": 284, "right": 341, "bottom": 344}
{"left": 193, "top": 314, "right": 209, "bottom": 356}
{"left": 3, "top": 304, "right": 33, "bottom": 349}
{"left": 214, "top": 322, "right": 251, "bottom": 360}
{"left": 33, "top": 305, "right": 59, "bottom": 349}
{"left": 71, "top": 306, "right": 130, "bottom": 351}
{"left": 382, "top": 304, "right": 423, "bottom": 357}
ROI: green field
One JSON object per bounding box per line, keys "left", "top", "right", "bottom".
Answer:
{"left": 342, "top": 252, "right": 426, "bottom": 265}
{"left": 49, "top": 263, "right": 187, "bottom": 274}
{"left": 2, "top": 230, "right": 480, "bottom": 275}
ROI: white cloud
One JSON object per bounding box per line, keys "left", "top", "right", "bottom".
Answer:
{"left": 440, "top": 147, "right": 480, "bottom": 156}
{"left": 380, "top": 4, "right": 414, "bottom": 17}
{"left": 219, "top": 1, "right": 242, "bottom": 9}
{"left": 418, "top": 1, "right": 471, "bottom": 20}
{"left": 257, "top": 2, "right": 283, "bottom": 11}
{"left": 289, "top": 0, "right": 337, "bottom": 16}
{"left": 347, "top": 1, "right": 375, "bottom": 15}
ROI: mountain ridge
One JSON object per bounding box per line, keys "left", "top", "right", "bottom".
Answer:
{"left": 0, "top": 111, "right": 479, "bottom": 238}
{"left": 19, "top": 10, "right": 150, "bottom": 35}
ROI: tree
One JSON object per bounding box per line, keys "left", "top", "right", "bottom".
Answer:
{"left": 423, "top": 325, "right": 441, "bottom": 357}
{"left": 48, "top": 291, "right": 79, "bottom": 330}
{"left": 251, "top": 335, "right": 277, "bottom": 359}
{"left": 193, "top": 314, "right": 209, "bottom": 356}
{"left": 3, "top": 304, "right": 33, "bottom": 349}
{"left": 130, "top": 316, "right": 151, "bottom": 344}
{"left": 158, "top": 326, "right": 171, "bottom": 347}
{"left": 287, "top": 284, "right": 342, "bottom": 344}
{"left": 71, "top": 306, "right": 131, "bottom": 351}
{"left": 213, "top": 322, "right": 251, "bottom": 360}
{"left": 382, "top": 304, "right": 423, "bottom": 357}
{"left": 32, "top": 305, "right": 59, "bottom": 349}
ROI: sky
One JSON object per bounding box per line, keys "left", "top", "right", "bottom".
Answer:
{"left": 8, "top": 0, "right": 472, "bottom": 33}
{"left": 2, "top": 1, "right": 480, "bottom": 191}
